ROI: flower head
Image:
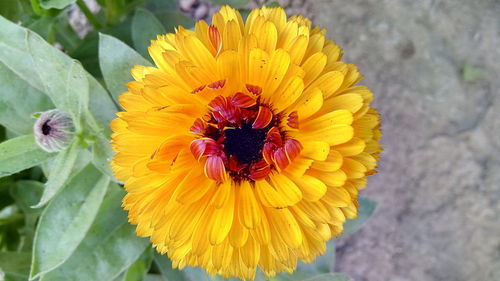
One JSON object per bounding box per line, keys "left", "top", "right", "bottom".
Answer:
{"left": 111, "top": 6, "right": 381, "bottom": 280}
{"left": 34, "top": 109, "right": 75, "bottom": 152}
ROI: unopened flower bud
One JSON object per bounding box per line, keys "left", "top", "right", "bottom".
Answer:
{"left": 33, "top": 110, "right": 75, "bottom": 152}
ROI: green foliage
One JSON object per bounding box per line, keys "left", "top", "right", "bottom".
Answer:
{"left": 117, "top": 248, "right": 155, "bottom": 281}
{"left": 0, "top": 251, "right": 31, "bottom": 280}
{"left": 0, "top": 135, "right": 54, "bottom": 178}
{"left": 39, "top": 0, "right": 76, "bottom": 10}
{"left": 33, "top": 139, "right": 82, "bottom": 207}
{"left": 39, "top": 184, "right": 150, "bottom": 281}
{"left": 99, "top": 33, "right": 151, "bottom": 103}
{"left": 132, "top": 8, "right": 165, "bottom": 59}
{"left": 0, "top": 63, "right": 54, "bottom": 135}
{"left": 30, "top": 164, "right": 109, "bottom": 278}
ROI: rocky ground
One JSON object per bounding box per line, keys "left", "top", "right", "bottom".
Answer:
{"left": 310, "top": 1, "right": 500, "bottom": 281}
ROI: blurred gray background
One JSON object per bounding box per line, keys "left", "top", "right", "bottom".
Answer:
{"left": 308, "top": 1, "right": 500, "bottom": 281}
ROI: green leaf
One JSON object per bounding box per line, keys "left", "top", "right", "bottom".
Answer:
{"left": 27, "top": 15, "right": 56, "bottom": 42}
{"left": 11, "top": 180, "right": 44, "bottom": 215}
{"left": 53, "top": 14, "right": 82, "bottom": 53}
{"left": 66, "top": 61, "right": 90, "bottom": 130}
{"left": 30, "top": 164, "right": 109, "bottom": 279}
{"left": 39, "top": 0, "right": 76, "bottom": 10}
{"left": 0, "top": 135, "right": 54, "bottom": 178}
{"left": 154, "top": 252, "right": 189, "bottom": 281}
{"left": 183, "top": 267, "right": 213, "bottom": 281}
{"left": 33, "top": 139, "right": 81, "bottom": 208}
{"left": 132, "top": 8, "right": 165, "bottom": 59}
{"left": 99, "top": 33, "right": 151, "bottom": 104}
{"left": 40, "top": 184, "right": 150, "bottom": 281}
{"left": 27, "top": 32, "right": 89, "bottom": 130}
{"left": 92, "top": 134, "right": 114, "bottom": 179}
{"left": 0, "top": 251, "right": 31, "bottom": 279}
{"left": 0, "top": 62, "right": 54, "bottom": 135}
{"left": 0, "top": 0, "right": 29, "bottom": 22}
{"left": 145, "top": 274, "right": 165, "bottom": 281}
{"left": 341, "top": 198, "right": 377, "bottom": 237}
{"left": 208, "top": 0, "right": 249, "bottom": 9}
{"left": 0, "top": 16, "right": 118, "bottom": 136}
{"left": 116, "top": 248, "right": 154, "bottom": 281}
{"left": 10, "top": 180, "right": 44, "bottom": 251}
{"left": 154, "top": 11, "right": 194, "bottom": 32}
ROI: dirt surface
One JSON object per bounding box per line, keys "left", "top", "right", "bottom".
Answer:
{"left": 310, "top": 1, "right": 500, "bottom": 280}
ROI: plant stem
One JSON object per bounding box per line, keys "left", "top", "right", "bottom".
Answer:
{"left": 76, "top": 0, "right": 103, "bottom": 29}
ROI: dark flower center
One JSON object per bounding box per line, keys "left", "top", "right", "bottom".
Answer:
{"left": 189, "top": 91, "right": 302, "bottom": 182}
{"left": 224, "top": 123, "right": 269, "bottom": 165}
{"left": 41, "top": 120, "right": 52, "bottom": 135}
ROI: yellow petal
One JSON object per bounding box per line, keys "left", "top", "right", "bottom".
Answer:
{"left": 342, "top": 158, "right": 367, "bottom": 178}
{"left": 301, "top": 109, "right": 353, "bottom": 131}
{"left": 289, "top": 174, "right": 327, "bottom": 201}
{"left": 250, "top": 206, "right": 271, "bottom": 245}
{"left": 229, "top": 202, "right": 249, "bottom": 248}
{"left": 308, "top": 168, "right": 347, "bottom": 187}
{"left": 254, "top": 179, "right": 289, "bottom": 208}
{"left": 322, "top": 186, "right": 351, "bottom": 207}
{"left": 208, "top": 186, "right": 235, "bottom": 245}
{"left": 301, "top": 52, "right": 327, "bottom": 86}
{"left": 284, "top": 157, "right": 313, "bottom": 177}
{"left": 238, "top": 181, "right": 261, "bottom": 229}
{"left": 240, "top": 237, "right": 260, "bottom": 268}
{"left": 311, "top": 150, "right": 343, "bottom": 172}
{"left": 266, "top": 208, "right": 302, "bottom": 248}
{"left": 334, "top": 137, "right": 366, "bottom": 156}
{"left": 299, "top": 124, "right": 354, "bottom": 146}
{"left": 324, "top": 93, "right": 364, "bottom": 113}
{"left": 272, "top": 76, "right": 304, "bottom": 112}
{"left": 300, "top": 141, "right": 330, "bottom": 161}
{"left": 290, "top": 87, "right": 323, "bottom": 121}
{"left": 267, "top": 173, "right": 302, "bottom": 206}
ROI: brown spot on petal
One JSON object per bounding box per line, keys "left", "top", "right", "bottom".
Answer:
{"left": 208, "top": 79, "right": 226, "bottom": 89}
{"left": 246, "top": 84, "right": 262, "bottom": 96}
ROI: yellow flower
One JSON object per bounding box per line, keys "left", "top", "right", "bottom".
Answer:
{"left": 111, "top": 5, "right": 381, "bottom": 280}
